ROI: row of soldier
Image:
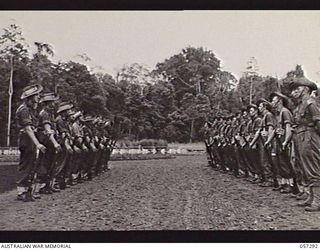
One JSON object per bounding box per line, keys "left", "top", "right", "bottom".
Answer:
{"left": 15, "top": 84, "right": 115, "bottom": 202}
{"left": 204, "top": 76, "right": 320, "bottom": 212}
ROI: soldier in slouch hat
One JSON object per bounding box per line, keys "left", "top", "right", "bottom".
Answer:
{"left": 15, "top": 84, "right": 46, "bottom": 201}
{"left": 289, "top": 77, "right": 320, "bottom": 211}
{"left": 269, "top": 91, "right": 300, "bottom": 195}
{"left": 36, "top": 92, "right": 62, "bottom": 196}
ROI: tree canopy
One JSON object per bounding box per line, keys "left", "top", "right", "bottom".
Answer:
{"left": 0, "top": 23, "right": 313, "bottom": 146}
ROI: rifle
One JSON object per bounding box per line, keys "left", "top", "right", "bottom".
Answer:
{"left": 274, "top": 132, "right": 295, "bottom": 176}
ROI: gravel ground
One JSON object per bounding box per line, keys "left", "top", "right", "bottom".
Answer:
{"left": 0, "top": 154, "right": 320, "bottom": 230}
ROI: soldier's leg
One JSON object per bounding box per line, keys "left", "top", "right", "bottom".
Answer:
{"left": 95, "top": 149, "right": 104, "bottom": 175}
{"left": 70, "top": 148, "right": 81, "bottom": 185}
{"left": 50, "top": 148, "right": 67, "bottom": 191}
{"left": 247, "top": 147, "right": 261, "bottom": 182}
{"left": 219, "top": 147, "right": 227, "bottom": 171}
{"left": 233, "top": 146, "right": 241, "bottom": 177}
{"left": 64, "top": 152, "right": 73, "bottom": 187}
{"left": 40, "top": 138, "right": 56, "bottom": 193}
{"left": 305, "top": 184, "right": 320, "bottom": 212}
{"left": 104, "top": 147, "right": 112, "bottom": 171}
{"left": 239, "top": 147, "right": 250, "bottom": 177}
{"left": 17, "top": 133, "right": 37, "bottom": 202}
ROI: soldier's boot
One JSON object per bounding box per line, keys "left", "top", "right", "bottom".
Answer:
{"left": 206, "top": 154, "right": 212, "bottom": 166}
{"left": 305, "top": 186, "right": 320, "bottom": 212}
{"left": 296, "top": 192, "right": 309, "bottom": 200}
{"left": 290, "top": 181, "right": 301, "bottom": 195}
{"left": 71, "top": 173, "right": 80, "bottom": 185}
{"left": 77, "top": 173, "right": 84, "bottom": 183}
{"left": 273, "top": 183, "right": 284, "bottom": 191}
{"left": 65, "top": 178, "right": 71, "bottom": 188}
{"left": 280, "top": 184, "right": 292, "bottom": 194}
{"left": 24, "top": 188, "right": 35, "bottom": 202}
{"left": 289, "top": 179, "right": 300, "bottom": 197}
{"left": 87, "top": 171, "right": 93, "bottom": 181}
{"left": 249, "top": 175, "right": 258, "bottom": 183}
{"left": 32, "top": 183, "right": 41, "bottom": 199}
{"left": 243, "top": 169, "right": 250, "bottom": 178}
{"left": 51, "top": 178, "right": 61, "bottom": 192}
{"left": 40, "top": 181, "right": 53, "bottom": 194}
{"left": 297, "top": 187, "right": 313, "bottom": 207}
{"left": 273, "top": 179, "right": 280, "bottom": 189}
{"left": 259, "top": 179, "right": 274, "bottom": 187}
{"left": 59, "top": 181, "right": 67, "bottom": 190}
{"left": 16, "top": 186, "right": 28, "bottom": 201}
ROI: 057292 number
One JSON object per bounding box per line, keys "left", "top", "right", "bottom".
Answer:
{"left": 300, "top": 244, "right": 319, "bottom": 248}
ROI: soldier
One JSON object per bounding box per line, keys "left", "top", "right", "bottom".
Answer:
{"left": 290, "top": 77, "right": 320, "bottom": 212}
{"left": 95, "top": 117, "right": 107, "bottom": 175}
{"left": 269, "top": 92, "right": 300, "bottom": 194}
{"left": 208, "top": 117, "right": 221, "bottom": 169}
{"left": 204, "top": 120, "right": 216, "bottom": 167}
{"left": 256, "top": 98, "right": 277, "bottom": 187}
{"left": 219, "top": 116, "right": 230, "bottom": 172}
{"left": 237, "top": 107, "right": 252, "bottom": 178}
{"left": 80, "top": 115, "right": 98, "bottom": 180}
{"left": 54, "top": 102, "right": 74, "bottom": 189}
{"left": 233, "top": 110, "right": 248, "bottom": 177}
{"left": 36, "top": 92, "right": 62, "bottom": 195}
{"left": 70, "top": 111, "right": 88, "bottom": 184}
{"left": 210, "top": 116, "right": 222, "bottom": 169}
{"left": 15, "top": 84, "right": 46, "bottom": 202}
{"left": 101, "top": 119, "right": 113, "bottom": 171}
{"left": 248, "top": 104, "right": 263, "bottom": 183}
{"left": 228, "top": 114, "right": 240, "bottom": 176}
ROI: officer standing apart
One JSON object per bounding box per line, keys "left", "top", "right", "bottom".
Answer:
{"left": 290, "top": 77, "right": 320, "bottom": 212}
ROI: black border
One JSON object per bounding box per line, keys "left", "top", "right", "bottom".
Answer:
{"left": 0, "top": 0, "right": 319, "bottom": 10}
{"left": 0, "top": 231, "right": 319, "bottom": 243}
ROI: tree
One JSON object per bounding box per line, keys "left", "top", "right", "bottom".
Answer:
{"left": 29, "top": 42, "right": 56, "bottom": 91}
{"left": 0, "top": 23, "right": 31, "bottom": 146}
{"left": 117, "top": 63, "right": 157, "bottom": 95}
{"left": 155, "top": 46, "right": 223, "bottom": 106}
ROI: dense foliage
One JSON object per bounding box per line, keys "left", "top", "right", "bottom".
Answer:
{"left": 0, "top": 24, "right": 312, "bottom": 146}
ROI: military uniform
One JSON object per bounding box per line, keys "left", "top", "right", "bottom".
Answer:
{"left": 15, "top": 84, "right": 43, "bottom": 201}
{"left": 247, "top": 104, "right": 263, "bottom": 181}
{"left": 257, "top": 98, "right": 276, "bottom": 185}
{"left": 290, "top": 77, "right": 320, "bottom": 211}
{"left": 54, "top": 102, "right": 74, "bottom": 189}
{"left": 70, "top": 111, "right": 86, "bottom": 183}
{"left": 269, "top": 92, "right": 298, "bottom": 193}
{"left": 36, "top": 93, "right": 61, "bottom": 194}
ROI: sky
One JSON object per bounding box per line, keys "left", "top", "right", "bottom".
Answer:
{"left": 0, "top": 11, "right": 320, "bottom": 83}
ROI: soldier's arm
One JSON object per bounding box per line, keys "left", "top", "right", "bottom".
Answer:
{"left": 264, "top": 125, "right": 275, "bottom": 146}
{"left": 44, "top": 123, "right": 61, "bottom": 151}
{"left": 282, "top": 110, "right": 294, "bottom": 147}
{"left": 264, "top": 114, "right": 276, "bottom": 146}
{"left": 25, "top": 126, "right": 46, "bottom": 152}
{"left": 308, "top": 102, "right": 320, "bottom": 134}
{"left": 250, "top": 129, "right": 260, "bottom": 147}
{"left": 283, "top": 123, "right": 293, "bottom": 147}
{"left": 18, "top": 107, "right": 45, "bottom": 152}
{"left": 65, "top": 138, "right": 73, "bottom": 153}
{"left": 90, "top": 137, "right": 98, "bottom": 151}
{"left": 249, "top": 119, "right": 262, "bottom": 147}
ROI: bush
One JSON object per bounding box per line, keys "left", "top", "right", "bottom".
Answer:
{"left": 116, "top": 138, "right": 168, "bottom": 148}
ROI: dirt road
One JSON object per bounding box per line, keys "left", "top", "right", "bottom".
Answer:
{"left": 0, "top": 155, "right": 319, "bottom": 230}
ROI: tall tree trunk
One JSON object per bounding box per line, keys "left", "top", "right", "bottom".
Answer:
{"left": 189, "top": 118, "right": 194, "bottom": 143}
{"left": 128, "top": 120, "right": 132, "bottom": 138}
{"left": 7, "top": 56, "right": 13, "bottom": 147}
{"left": 249, "top": 77, "right": 253, "bottom": 104}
